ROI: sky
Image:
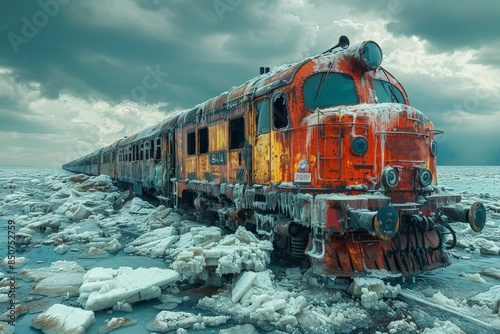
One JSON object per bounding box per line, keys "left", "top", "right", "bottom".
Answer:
{"left": 0, "top": 0, "right": 499, "bottom": 168}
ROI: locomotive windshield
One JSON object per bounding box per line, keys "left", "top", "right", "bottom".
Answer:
{"left": 373, "top": 79, "right": 405, "bottom": 104}
{"left": 303, "top": 72, "right": 358, "bottom": 110}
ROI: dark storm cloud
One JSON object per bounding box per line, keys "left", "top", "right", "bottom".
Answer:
{"left": 397, "top": 71, "right": 500, "bottom": 118}
{"left": 347, "top": 0, "right": 500, "bottom": 58}
{"left": 0, "top": 0, "right": 499, "bottom": 166}
{"left": 0, "top": 0, "right": 312, "bottom": 110}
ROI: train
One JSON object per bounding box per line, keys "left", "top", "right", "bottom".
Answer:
{"left": 63, "top": 36, "right": 486, "bottom": 278}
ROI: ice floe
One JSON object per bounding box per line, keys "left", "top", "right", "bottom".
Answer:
{"left": 78, "top": 267, "right": 179, "bottom": 311}
{"left": 30, "top": 303, "right": 95, "bottom": 334}
{"left": 146, "top": 310, "right": 229, "bottom": 332}
{"left": 98, "top": 317, "right": 137, "bottom": 333}
{"left": 20, "top": 261, "right": 86, "bottom": 297}
{"left": 1, "top": 167, "right": 499, "bottom": 333}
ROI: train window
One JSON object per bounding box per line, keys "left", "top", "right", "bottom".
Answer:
{"left": 135, "top": 145, "right": 139, "bottom": 161}
{"left": 256, "top": 99, "right": 270, "bottom": 135}
{"left": 199, "top": 128, "right": 209, "bottom": 154}
{"left": 303, "top": 72, "right": 357, "bottom": 110}
{"left": 272, "top": 92, "right": 289, "bottom": 129}
{"left": 187, "top": 132, "right": 196, "bottom": 155}
{"left": 150, "top": 140, "right": 154, "bottom": 159}
{"left": 145, "top": 143, "right": 149, "bottom": 160}
{"left": 140, "top": 143, "right": 144, "bottom": 160}
{"left": 156, "top": 138, "right": 161, "bottom": 160}
{"left": 129, "top": 147, "right": 132, "bottom": 161}
{"left": 230, "top": 117, "right": 245, "bottom": 149}
{"left": 373, "top": 79, "right": 405, "bottom": 104}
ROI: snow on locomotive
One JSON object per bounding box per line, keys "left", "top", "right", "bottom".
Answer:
{"left": 63, "top": 37, "right": 486, "bottom": 278}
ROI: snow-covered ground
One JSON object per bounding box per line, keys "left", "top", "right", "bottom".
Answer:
{"left": 0, "top": 166, "right": 499, "bottom": 333}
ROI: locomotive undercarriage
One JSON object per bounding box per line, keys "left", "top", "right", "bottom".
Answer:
{"left": 192, "top": 191, "right": 312, "bottom": 264}
{"left": 184, "top": 180, "right": 486, "bottom": 278}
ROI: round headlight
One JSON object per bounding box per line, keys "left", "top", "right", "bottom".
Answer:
{"left": 430, "top": 140, "right": 438, "bottom": 157}
{"left": 383, "top": 167, "right": 398, "bottom": 188}
{"left": 351, "top": 137, "right": 368, "bottom": 155}
{"left": 419, "top": 169, "right": 432, "bottom": 187}
{"left": 361, "top": 41, "right": 383, "bottom": 70}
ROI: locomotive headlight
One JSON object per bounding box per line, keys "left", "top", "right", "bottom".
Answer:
{"left": 419, "top": 168, "right": 433, "bottom": 187}
{"left": 360, "top": 41, "right": 383, "bottom": 70}
{"left": 351, "top": 136, "right": 368, "bottom": 155}
{"left": 430, "top": 140, "right": 438, "bottom": 157}
{"left": 382, "top": 167, "right": 398, "bottom": 188}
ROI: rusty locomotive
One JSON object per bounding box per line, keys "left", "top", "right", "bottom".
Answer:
{"left": 63, "top": 37, "right": 486, "bottom": 278}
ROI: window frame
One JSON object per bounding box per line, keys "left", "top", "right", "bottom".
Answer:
{"left": 272, "top": 91, "right": 289, "bottom": 130}
{"left": 302, "top": 72, "right": 358, "bottom": 111}
{"left": 187, "top": 131, "right": 196, "bottom": 155}
{"left": 372, "top": 79, "right": 406, "bottom": 104}
{"left": 229, "top": 116, "right": 245, "bottom": 150}
{"left": 256, "top": 98, "right": 271, "bottom": 135}
{"left": 198, "top": 127, "right": 209, "bottom": 154}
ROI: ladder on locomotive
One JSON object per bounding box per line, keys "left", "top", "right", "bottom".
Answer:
{"left": 317, "top": 123, "right": 342, "bottom": 181}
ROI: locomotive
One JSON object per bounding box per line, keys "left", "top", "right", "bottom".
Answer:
{"left": 63, "top": 36, "right": 486, "bottom": 278}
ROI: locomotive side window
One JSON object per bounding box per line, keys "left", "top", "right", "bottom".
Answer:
{"left": 373, "top": 79, "right": 405, "bottom": 104}
{"left": 156, "top": 138, "right": 161, "bottom": 160}
{"left": 272, "top": 92, "right": 289, "bottom": 129}
{"left": 187, "top": 132, "right": 196, "bottom": 155}
{"left": 256, "top": 99, "right": 270, "bottom": 135}
{"left": 303, "top": 72, "right": 357, "bottom": 110}
{"left": 230, "top": 117, "right": 245, "bottom": 149}
{"left": 199, "top": 127, "right": 209, "bottom": 154}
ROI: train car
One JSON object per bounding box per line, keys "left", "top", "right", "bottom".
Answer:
{"left": 63, "top": 37, "right": 486, "bottom": 278}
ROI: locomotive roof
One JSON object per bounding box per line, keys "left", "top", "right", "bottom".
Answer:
{"left": 79, "top": 40, "right": 377, "bottom": 158}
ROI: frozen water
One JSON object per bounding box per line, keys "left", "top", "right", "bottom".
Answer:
{"left": 0, "top": 166, "right": 499, "bottom": 333}
{"left": 78, "top": 267, "right": 179, "bottom": 311}
{"left": 30, "top": 303, "right": 95, "bottom": 334}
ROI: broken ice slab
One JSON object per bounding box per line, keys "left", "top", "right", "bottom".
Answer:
{"left": 171, "top": 226, "right": 273, "bottom": 282}
{"left": 98, "top": 317, "right": 138, "bottom": 333}
{"left": 20, "top": 261, "right": 86, "bottom": 281}
{"left": 147, "top": 310, "right": 229, "bottom": 333}
{"left": 32, "top": 272, "right": 84, "bottom": 297}
{"left": 31, "top": 304, "right": 95, "bottom": 334}
{"left": 78, "top": 267, "right": 179, "bottom": 311}
{"left": 20, "top": 261, "right": 87, "bottom": 297}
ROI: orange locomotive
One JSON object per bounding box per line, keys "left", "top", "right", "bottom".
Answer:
{"left": 63, "top": 37, "right": 486, "bottom": 278}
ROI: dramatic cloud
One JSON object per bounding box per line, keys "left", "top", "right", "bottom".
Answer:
{"left": 0, "top": 0, "right": 499, "bottom": 166}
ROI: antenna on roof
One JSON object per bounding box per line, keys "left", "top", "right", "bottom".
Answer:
{"left": 322, "top": 35, "right": 350, "bottom": 54}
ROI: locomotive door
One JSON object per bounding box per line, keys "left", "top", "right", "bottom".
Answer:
{"left": 253, "top": 98, "right": 271, "bottom": 184}
{"left": 162, "top": 130, "right": 177, "bottom": 205}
